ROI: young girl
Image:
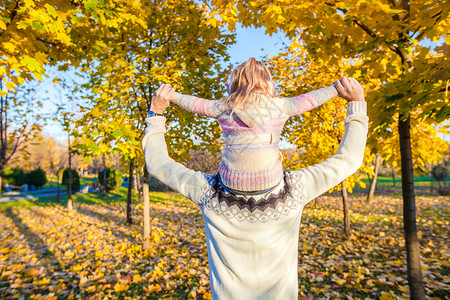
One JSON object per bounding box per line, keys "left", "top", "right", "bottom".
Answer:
{"left": 170, "top": 57, "right": 338, "bottom": 195}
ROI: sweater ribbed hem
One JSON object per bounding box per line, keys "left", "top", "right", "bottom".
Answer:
{"left": 218, "top": 161, "right": 284, "bottom": 192}
{"left": 145, "top": 115, "right": 167, "bottom": 126}
{"left": 347, "top": 101, "right": 367, "bottom": 115}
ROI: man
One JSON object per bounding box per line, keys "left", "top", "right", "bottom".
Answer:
{"left": 142, "top": 78, "right": 367, "bottom": 299}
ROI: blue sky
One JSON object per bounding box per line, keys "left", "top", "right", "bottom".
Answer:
{"left": 227, "top": 24, "right": 290, "bottom": 64}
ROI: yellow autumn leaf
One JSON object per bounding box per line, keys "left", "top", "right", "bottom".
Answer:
{"left": 38, "top": 278, "right": 51, "bottom": 285}
{"left": 133, "top": 274, "right": 143, "bottom": 283}
{"left": 334, "top": 278, "right": 347, "bottom": 285}
{"left": 85, "top": 285, "right": 97, "bottom": 293}
{"left": 114, "top": 282, "right": 129, "bottom": 292}
{"left": 379, "top": 292, "right": 395, "bottom": 300}
{"left": 72, "top": 265, "right": 83, "bottom": 272}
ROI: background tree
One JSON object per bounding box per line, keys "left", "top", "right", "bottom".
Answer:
{"left": 431, "top": 164, "right": 448, "bottom": 195}
{"left": 1, "top": 167, "right": 25, "bottom": 189}
{"left": 45, "top": 137, "right": 67, "bottom": 186}
{"left": 98, "top": 168, "right": 123, "bottom": 192}
{"left": 24, "top": 167, "right": 47, "bottom": 189}
{"left": 46, "top": 138, "right": 68, "bottom": 203}
{"left": 208, "top": 1, "right": 449, "bottom": 296}
{"left": 125, "top": 159, "right": 135, "bottom": 224}
{"left": 62, "top": 168, "right": 80, "bottom": 194}
{"left": 0, "top": 81, "right": 44, "bottom": 194}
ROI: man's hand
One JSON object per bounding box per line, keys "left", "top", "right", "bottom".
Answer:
{"left": 334, "top": 77, "right": 364, "bottom": 102}
{"left": 151, "top": 84, "right": 175, "bottom": 114}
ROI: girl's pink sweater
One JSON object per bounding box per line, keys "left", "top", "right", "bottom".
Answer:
{"left": 171, "top": 86, "right": 338, "bottom": 192}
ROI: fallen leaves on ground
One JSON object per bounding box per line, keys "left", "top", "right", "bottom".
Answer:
{"left": 0, "top": 192, "right": 448, "bottom": 299}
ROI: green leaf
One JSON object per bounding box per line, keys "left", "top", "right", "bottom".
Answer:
{"left": 45, "top": 4, "right": 57, "bottom": 17}
{"left": 31, "top": 21, "right": 46, "bottom": 32}
{"left": 1, "top": 16, "right": 10, "bottom": 24}
{"left": 21, "top": 56, "right": 42, "bottom": 73}
{"left": 17, "top": 21, "right": 29, "bottom": 30}
{"left": 84, "top": 0, "right": 99, "bottom": 12}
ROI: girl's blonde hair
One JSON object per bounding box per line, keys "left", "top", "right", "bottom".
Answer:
{"left": 225, "top": 57, "right": 275, "bottom": 110}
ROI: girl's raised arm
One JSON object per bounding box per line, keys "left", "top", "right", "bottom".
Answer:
{"left": 171, "top": 92, "right": 225, "bottom": 119}
{"left": 282, "top": 86, "right": 338, "bottom": 117}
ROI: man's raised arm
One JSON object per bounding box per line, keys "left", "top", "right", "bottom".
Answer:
{"left": 142, "top": 84, "right": 209, "bottom": 204}
{"left": 294, "top": 77, "right": 369, "bottom": 202}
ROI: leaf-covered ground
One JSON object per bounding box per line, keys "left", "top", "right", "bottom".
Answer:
{"left": 0, "top": 190, "right": 448, "bottom": 299}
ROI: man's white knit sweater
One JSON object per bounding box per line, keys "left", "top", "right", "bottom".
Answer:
{"left": 142, "top": 101, "right": 368, "bottom": 299}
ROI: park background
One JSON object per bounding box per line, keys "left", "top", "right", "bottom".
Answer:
{"left": 0, "top": 0, "right": 449, "bottom": 299}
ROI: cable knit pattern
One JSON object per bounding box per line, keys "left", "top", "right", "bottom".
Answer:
{"left": 172, "top": 86, "right": 338, "bottom": 191}
{"left": 142, "top": 101, "right": 368, "bottom": 299}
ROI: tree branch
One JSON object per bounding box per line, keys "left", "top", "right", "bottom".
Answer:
{"left": 324, "top": 2, "right": 405, "bottom": 62}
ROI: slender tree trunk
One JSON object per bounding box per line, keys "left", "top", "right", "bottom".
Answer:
{"left": 143, "top": 166, "right": 151, "bottom": 250}
{"left": 368, "top": 154, "right": 382, "bottom": 201}
{"left": 136, "top": 170, "right": 143, "bottom": 204}
{"left": 126, "top": 159, "right": 134, "bottom": 225}
{"left": 340, "top": 180, "right": 350, "bottom": 238}
{"left": 67, "top": 145, "right": 73, "bottom": 213}
{"left": 0, "top": 175, "right": 2, "bottom": 195}
{"left": 398, "top": 114, "right": 426, "bottom": 299}
{"left": 133, "top": 168, "right": 138, "bottom": 193}
{"left": 436, "top": 178, "right": 442, "bottom": 195}
{"left": 430, "top": 170, "right": 433, "bottom": 193}
{"left": 102, "top": 153, "right": 107, "bottom": 197}
{"left": 366, "top": 173, "right": 373, "bottom": 187}
{"left": 392, "top": 165, "right": 396, "bottom": 187}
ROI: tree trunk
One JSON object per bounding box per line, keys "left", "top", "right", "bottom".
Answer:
{"left": 126, "top": 159, "right": 134, "bottom": 225}
{"left": 367, "top": 154, "right": 382, "bottom": 201}
{"left": 398, "top": 114, "right": 426, "bottom": 299}
{"left": 102, "top": 153, "right": 107, "bottom": 197}
{"left": 340, "top": 180, "right": 350, "bottom": 238}
{"left": 136, "top": 170, "right": 143, "bottom": 204}
{"left": 0, "top": 175, "right": 2, "bottom": 195}
{"left": 133, "top": 168, "right": 139, "bottom": 194}
{"left": 143, "top": 166, "right": 151, "bottom": 250}
{"left": 392, "top": 165, "right": 396, "bottom": 187}
{"left": 430, "top": 170, "right": 433, "bottom": 193}
{"left": 67, "top": 146, "right": 73, "bottom": 213}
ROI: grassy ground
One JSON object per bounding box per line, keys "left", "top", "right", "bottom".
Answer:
{"left": 0, "top": 187, "right": 448, "bottom": 299}
{"left": 0, "top": 187, "right": 134, "bottom": 209}
{"left": 353, "top": 175, "right": 448, "bottom": 198}
{"left": 1, "top": 177, "right": 99, "bottom": 198}
{"left": 360, "top": 175, "right": 442, "bottom": 186}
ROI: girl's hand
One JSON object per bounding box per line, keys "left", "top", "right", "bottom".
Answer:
{"left": 151, "top": 84, "right": 175, "bottom": 114}
{"left": 334, "top": 77, "right": 364, "bottom": 102}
